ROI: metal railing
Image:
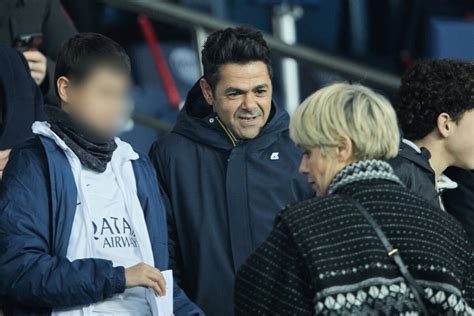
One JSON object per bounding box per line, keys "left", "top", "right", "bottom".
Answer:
{"left": 104, "top": 0, "right": 402, "bottom": 131}
{"left": 131, "top": 112, "right": 173, "bottom": 132}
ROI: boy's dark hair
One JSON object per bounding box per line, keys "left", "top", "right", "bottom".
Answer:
{"left": 395, "top": 59, "right": 474, "bottom": 141}
{"left": 201, "top": 27, "right": 272, "bottom": 90}
{"left": 54, "top": 32, "right": 131, "bottom": 97}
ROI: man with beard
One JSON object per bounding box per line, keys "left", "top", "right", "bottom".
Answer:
{"left": 149, "top": 27, "right": 313, "bottom": 316}
{"left": 0, "top": 33, "right": 202, "bottom": 316}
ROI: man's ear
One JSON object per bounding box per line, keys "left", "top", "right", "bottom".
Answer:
{"left": 436, "top": 113, "right": 452, "bottom": 138}
{"left": 56, "top": 76, "right": 71, "bottom": 104}
{"left": 199, "top": 78, "right": 214, "bottom": 106}
{"left": 336, "top": 135, "right": 354, "bottom": 163}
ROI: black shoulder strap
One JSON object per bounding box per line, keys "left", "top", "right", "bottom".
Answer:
{"left": 341, "top": 194, "right": 429, "bottom": 316}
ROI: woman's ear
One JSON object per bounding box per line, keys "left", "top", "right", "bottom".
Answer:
{"left": 199, "top": 78, "right": 214, "bottom": 106}
{"left": 436, "top": 113, "right": 452, "bottom": 138}
{"left": 336, "top": 135, "right": 354, "bottom": 163}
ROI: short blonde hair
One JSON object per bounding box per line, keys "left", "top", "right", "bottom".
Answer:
{"left": 290, "top": 83, "right": 400, "bottom": 161}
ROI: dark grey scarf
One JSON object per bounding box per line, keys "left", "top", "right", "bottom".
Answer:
{"left": 45, "top": 106, "right": 117, "bottom": 173}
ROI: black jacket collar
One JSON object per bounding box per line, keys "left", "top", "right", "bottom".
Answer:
{"left": 397, "top": 141, "right": 435, "bottom": 177}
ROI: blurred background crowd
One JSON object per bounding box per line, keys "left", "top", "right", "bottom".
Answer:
{"left": 1, "top": 0, "right": 473, "bottom": 154}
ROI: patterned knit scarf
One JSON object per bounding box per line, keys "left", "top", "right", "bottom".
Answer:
{"left": 45, "top": 106, "right": 117, "bottom": 173}
{"left": 327, "top": 159, "right": 403, "bottom": 195}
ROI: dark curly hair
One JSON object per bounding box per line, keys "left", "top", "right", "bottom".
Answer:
{"left": 201, "top": 26, "right": 272, "bottom": 90}
{"left": 395, "top": 59, "right": 474, "bottom": 141}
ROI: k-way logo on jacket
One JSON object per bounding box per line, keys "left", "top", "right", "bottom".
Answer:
{"left": 92, "top": 216, "right": 138, "bottom": 248}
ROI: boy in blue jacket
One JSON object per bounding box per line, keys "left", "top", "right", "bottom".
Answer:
{"left": 0, "top": 33, "right": 202, "bottom": 316}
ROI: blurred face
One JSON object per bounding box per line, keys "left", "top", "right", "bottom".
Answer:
{"left": 445, "top": 110, "right": 474, "bottom": 169}
{"left": 57, "top": 66, "right": 130, "bottom": 139}
{"left": 200, "top": 61, "right": 272, "bottom": 139}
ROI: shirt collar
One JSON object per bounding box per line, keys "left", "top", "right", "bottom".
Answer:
{"left": 438, "top": 173, "right": 458, "bottom": 191}
{"left": 402, "top": 138, "right": 422, "bottom": 154}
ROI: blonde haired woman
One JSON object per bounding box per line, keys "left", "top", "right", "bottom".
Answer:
{"left": 234, "top": 83, "right": 474, "bottom": 315}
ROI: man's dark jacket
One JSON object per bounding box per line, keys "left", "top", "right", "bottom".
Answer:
{"left": 389, "top": 141, "right": 440, "bottom": 208}
{"left": 0, "top": 136, "right": 203, "bottom": 316}
{"left": 0, "top": 0, "right": 77, "bottom": 104}
{"left": 0, "top": 43, "right": 45, "bottom": 150}
{"left": 149, "top": 81, "right": 314, "bottom": 316}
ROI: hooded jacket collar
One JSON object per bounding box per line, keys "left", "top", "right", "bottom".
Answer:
{"left": 32, "top": 121, "right": 139, "bottom": 165}
{"left": 399, "top": 139, "right": 457, "bottom": 191}
{"left": 398, "top": 139, "right": 435, "bottom": 176}
{"left": 173, "top": 79, "right": 290, "bottom": 151}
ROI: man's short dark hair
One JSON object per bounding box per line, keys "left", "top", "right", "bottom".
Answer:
{"left": 54, "top": 32, "right": 131, "bottom": 96}
{"left": 201, "top": 27, "right": 272, "bottom": 90}
{"left": 395, "top": 59, "right": 474, "bottom": 141}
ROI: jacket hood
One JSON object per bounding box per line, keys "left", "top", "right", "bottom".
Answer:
{"left": 32, "top": 121, "right": 139, "bottom": 164}
{"left": 172, "top": 79, "right": 291, "bottom": 151}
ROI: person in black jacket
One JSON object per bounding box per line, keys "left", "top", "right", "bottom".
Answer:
{"left": 0, "top": 0, "right": 77, "bottom": 105}
{"left": 235, "top": 82, "right": 474, "bottom": 315}
{"left": 0, "top": 43, "right": 45, "bottom": 179}
{"left": 149, "top": 27, "right": 313, "bottom": 316}
{"left": 389, "top": 60, "right": 474, "bottom": 214}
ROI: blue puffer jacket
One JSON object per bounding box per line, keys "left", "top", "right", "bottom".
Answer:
{"left": 0, "top": 136, "right": 203, "bottom": 316}
{"left": 149, "top": 81, "right": 314, "bottom": 316}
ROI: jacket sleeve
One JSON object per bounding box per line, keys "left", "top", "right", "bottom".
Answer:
{"left": 173, "top": 281, "right": 204, "bottom": 316}
{"left": 0, "top": 146, "right": 125, "bottom": 308}
{"left": 234, "top": 217, "right": 314, "bottom": 315}
{"left": 149, "top": 141, "right": 185, "bottom": 286}
{"left": 145, "top": 146, "right": 203, "bottom": 315}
